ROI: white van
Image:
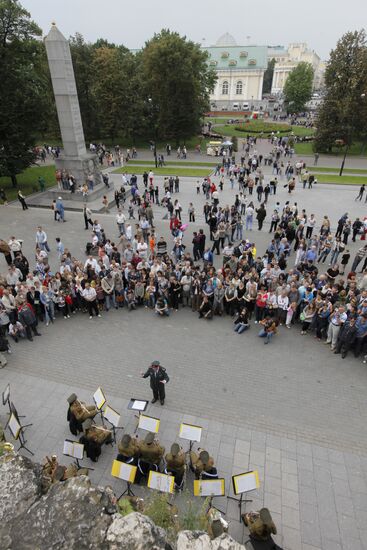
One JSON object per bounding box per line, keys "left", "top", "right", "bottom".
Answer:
{"left": 232, "top": 103, "right": 239, "bottom": 111}
{"left": 242, "top": 102, "right": 249, "bottom": 110}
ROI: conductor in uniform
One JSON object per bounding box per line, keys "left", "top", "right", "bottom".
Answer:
{"left": 141, "top": 360, "right": 169, "bottom": 405}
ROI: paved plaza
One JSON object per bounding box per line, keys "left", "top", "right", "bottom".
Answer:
{"left": 1, "top": 148, "right": 367, "bottom": 550}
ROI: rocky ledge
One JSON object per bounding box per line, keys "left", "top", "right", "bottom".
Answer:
{"left": 0, "top": 452, "right": 245, "bottom": 549}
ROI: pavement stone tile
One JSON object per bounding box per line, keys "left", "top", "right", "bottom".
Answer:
{"left": 314, "top": 467, "right": 332, "bottom": 485}
{"left": 330, "top": 462, "right": 349, "bottom": 481}
{"left": 265, "top": 446, "right": 281, "bottom": 463}
{"left": 282, "top": 526, "right": 302, "bottom": 550}
{"left": 218, "top": 442, "right": 234, "bottom": 459}
{"left": 348, "top": 475, "right": 367, "bottom": 494}
{"left": 266, "top": 434, "right": 281, "bottom": 448}
{"left": 249, "top": 450, "right": 265, "bottom": 466}
{"left": 353, "top": 493, "right": 367, "bottom": 511}
{"left": 297, "top": 455, "right": 314, "bottom": 472}
{"left": 299, "top": 502, "right": 319, "bottom": 525}
{"left": 302, "top": 545, "right": 322, "bottom": 550}
{"left": 298, "top": 468, "right": 315, "bottom": 488}
{"left": 282, "top": 489, "right": 300, "bottom": 510}
{"left": 299, "top": 486, "right": 318, "bottom": 506}
{"left": 265, "top": 460, "right": 281, "bottom": 479}
{"left": 264, "top": 492, "right": 282, "bottom": 514}
{"left": 265, "top": 476, "right": 282, "bottom": 497}
{"left": 282, "top": 506, "right": 300, "bottom": 529}
{"left": 297, "top": 442, "right": 313, "bottom": 457}
{"left": 333, "top": 477, "right": 352, "bottom": 497}
{"left": 300, "top": 521, "right": 322, "bottom": 548}
{"left": 281, "top": 438, "right": 297, "bottom": 454}
{"left": 335, "top": 495, "right": 355, "bottom": 517}
{"left": 321, "top": 540, "right": 342, "bottom": 550}
{"left": 233, "top": 452, "right": 250, "bottom": 469}
{"left": 234, "top": 439, "right": 251, "bottom": 455}
{"left": 282, "top": 473, "right": 298, "bottom": 492}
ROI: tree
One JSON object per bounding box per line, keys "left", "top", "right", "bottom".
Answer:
{"left": 0, "top": 0, "right": 49, "bottom": 186}
{"left": 314, "top": 30, "right": 367, "bottom": 155}
{"left": 262, "top": 58, "right": 275, "bottom": 95}
{"left": 283, "top": 62, "right": 314, "bottom": 113}
{"left": 140, "top": 30, "right": 216, "bottom": 143}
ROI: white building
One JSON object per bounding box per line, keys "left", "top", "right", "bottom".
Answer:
{"left": 269, "top": 43, "right": 323, "bottom": 94}
{"left": 203, "top": 33, "right": 268, "bottom": 109}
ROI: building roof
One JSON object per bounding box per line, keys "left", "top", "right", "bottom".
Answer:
{"left": 204, "top": 44, "right": 268, "bottom": 71}
{"left": 215, "top": 33, "right": 237, "bottom": 47}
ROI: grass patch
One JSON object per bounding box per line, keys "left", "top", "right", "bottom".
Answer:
{"left": 315, "top": 174, "right": 367, "bottom": 185}
{"left": 312, "top": 167, "right": 367, "bottom": 175}
{"left": 216, "top": 123, "right": 315, "bottom": 139}
{"left": 113, "top": 166, "right": 212, "bottom": 178}
{"left": 126, "top": 159, "right": 217, "bottom": 167}
{"left": 0, "top": 165, "right": 56, "bottom": 202}
{"left": 294, "top": 142, "right": 314, "bottom": 155}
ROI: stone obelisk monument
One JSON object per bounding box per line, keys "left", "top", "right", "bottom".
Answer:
{"left": 44, "top": 23, "right": 101, "bottom": 193}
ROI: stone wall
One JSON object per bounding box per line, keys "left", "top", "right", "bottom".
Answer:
{"left": 0, "top": 452, "right": 245, "bottom": 550}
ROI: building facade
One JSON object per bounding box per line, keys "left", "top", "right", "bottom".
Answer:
{"left": 269, "top": 43, "right": 323, "bottom": 94}
{"left": 204, "top": 33, "right": 268, "bottom": 109}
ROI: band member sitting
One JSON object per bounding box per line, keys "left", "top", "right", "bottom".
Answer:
{"left": 42, "top": 455, "right": 89, "bottom": 491}
{"left": 165, "top": 443, "right": 186, "bottom": 490}
{"left": 242, "top": 507, "right": 277, "bottom": 542}
{"left": 67, "top": 393, "right": 98, "bottom": 435}
{"left": 117, "top": 434, "right": 141, "bottom": 465}
{"left": 137, "top": 432, "right": 165, "bottom": 480}
{"left": 190, "top": 448, "right": 218, "bottom": 479}
{"left": 79, "top": 419, "right": 112, "bottom": 462}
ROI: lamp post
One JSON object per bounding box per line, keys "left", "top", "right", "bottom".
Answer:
{"left": 148, "top": 98, "right": 158, "bottom": 168}
{"left": 339, "top": 93, "right": 366, "bottom": 176}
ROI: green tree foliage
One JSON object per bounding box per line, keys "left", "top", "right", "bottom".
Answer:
{"left": 262, "top": 58, "right": 275, "bottom": 95}
{"left": 283, "top": 62, "right": 314, "bottom": 113}
{"left": 0, "top": 0, "right": 49, "bottom": 186}
{"left": 140, "top": 30, "right": 216, "bottom": 143}
{"left": 315, "top": 30, "right": 367, "bottom": 153}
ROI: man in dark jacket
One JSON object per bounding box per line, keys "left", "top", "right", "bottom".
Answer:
{"left": 141, "top": 360, "right": 169, "bottom": 405}
{"left": 334, "top": 317, "right": 357, "bottom": 358}
{"left": 18, "top": 302, "right": 41, "bottom": 341}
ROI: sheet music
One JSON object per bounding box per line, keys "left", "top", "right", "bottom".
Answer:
{"left": 148, "top": 471, "right": 174, "bottom": 494}
{"left": 63, "top": 440, "right": 84, "bottom": 460}
{"left": 179, "top": 423, "right": 202, "bottom": 442}
{"left": 8, "top": 413, "right": 21, "bottom": 439}
{"left": 194, "top": 479, "right": 225, "bottom": 496}
{"left": 93, "top": 387, "right": 106, "bottom": 410}
{"left": 138, "top": 414, "right": 160, "bottom": 433}
{"left": 103, "top": 405, "right": 120, "bottom": 427}
{"left": 233, "top": 471, "right": 259, "bottom": 494}
{"left": 111, "top": 460, "right": 137, "bottom": 482}
{"left": 131, "top": 400, "right": 147, "bottom": 411}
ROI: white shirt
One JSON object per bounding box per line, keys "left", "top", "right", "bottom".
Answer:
{"left": 8, "top": 239, "right": 21, "bottom": 252}
{"left": 82, "top": 287, "right": 97, "bottom": 301}
{"left": 116, "top": 213, "right": 126, "bottom": 224}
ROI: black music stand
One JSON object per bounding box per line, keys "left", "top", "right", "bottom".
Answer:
{"left": 128, "top": 398, "right": 148, "bottom": 433}
{"left": 227, "top": 471, "right": 259, "bottom": 521}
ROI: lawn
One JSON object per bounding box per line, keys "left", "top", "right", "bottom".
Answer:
{"left": 312, "top": 167, "right": 367, "bottom": 175}
{"left": 215, "top": 123, "right": 315, "bottom": 139}
{"left": 126, "top": 159, "right": 217, "bottom": 167}
{"left": 113, "top": 166, "right": 212, "bottom": 178}
{"left": 0, "top": 165, "right": 56, "bottom": 202}
{"left": 314, "top": 174, "right": 367, "bottom": 185}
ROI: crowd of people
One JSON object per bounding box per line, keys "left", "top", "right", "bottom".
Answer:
{"left": 1, "top": 147, "right": 367, "bottom": 368}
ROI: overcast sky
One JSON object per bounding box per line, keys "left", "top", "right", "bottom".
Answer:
{"left": 23, "top": 0, "right": 366, "bottom": 59}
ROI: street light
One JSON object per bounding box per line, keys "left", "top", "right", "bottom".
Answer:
{"left": 339, "top": 92, "right": 366, "bottom": 176}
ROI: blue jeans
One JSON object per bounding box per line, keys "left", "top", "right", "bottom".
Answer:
{"left": 246, "top": 216, "right": 253, "bottom": 231}
{"left": 234, "top": 323, "right": 249, "bottom": 334}
{"left": 258, "top": 329, "right": 273, "bottom": 343}
{"left": 105, "top": 293, "right": 116, "bottom": 310}
{"left": 44, "top": 302, "right": 55, "bottom": 323}
{"left": 117, "top": 223, "right": 125, "bottom": 236}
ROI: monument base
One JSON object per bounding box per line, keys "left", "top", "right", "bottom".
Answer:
{"left": 55, "top": 152, "right": 102, "bottom": 190}
{"left": 47, "top": 186, "right": 107, "bottom": 202}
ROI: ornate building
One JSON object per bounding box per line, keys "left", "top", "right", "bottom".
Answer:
{"left": 269, "top": 43, "right": 323, "bottom": 94}
{"left": 203, "top": 33, "right": 268, "bottom": 109}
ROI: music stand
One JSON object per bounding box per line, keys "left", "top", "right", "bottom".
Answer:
{"left": 137, "top": 414, "right": 160, "bottom": 433}
{"left": 128, "top": 398, "right": 148, "bottom": 433}
{"left": 179, "top": 423, "right": 202, "bottom": 454}
{"left": 111, "top": 459, "right": 137, "bottom": 498}
{"left": 193, "top": 478, "right": 226, "bottom": 514}
{"left": 7, "top": 412, "right": 34, "bottom": 455}
{"left": 227, "top": 470, "right": 260, "bottom": 521}
{"left": 102, "top": 405, "right": 123, "bottom": 445}
{"left": 147, "top": 470, "right": 175, "bottom": 494}
{"left": 63, "top": 439, "right": 94, "bottom": 471}
{"left": 93, "top": 387, "right": 106, "bottom": 425}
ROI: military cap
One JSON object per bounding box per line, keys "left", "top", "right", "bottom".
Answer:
{"left": 171, "top": 443, "right": 180, "bottom": 456}
{"left": 67, "top": 393, "right": 77, "bottom": 405}
{"left": 199, "top": 450, "right": 209, "bottom": 465}
{"left": 120, "top": 434, "right": 132, "bottom": 448}
{"left": 83, "top": 418, "right": 93, "bottom": 432}
{"left": 151, "top": 360, "right": 160, "bottom": 367}
{"left": 259, "top": 508, "right": 273, "bottom": 527}
{"left": 145, "top": 432, "right": 155, "bottom": 444}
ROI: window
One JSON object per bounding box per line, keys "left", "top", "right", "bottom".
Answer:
{"left": 222, "top": 81, "right": 229, "bottom": 95}
{"left": 236, "top": 81, "right": 243, "bottom": 95}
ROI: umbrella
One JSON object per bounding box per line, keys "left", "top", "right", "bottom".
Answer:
{"left": 180, "top": 224, "right": 189, "bottom": 231}
{"left": 222, "top": 140, "right": 233, "bottom": 146}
